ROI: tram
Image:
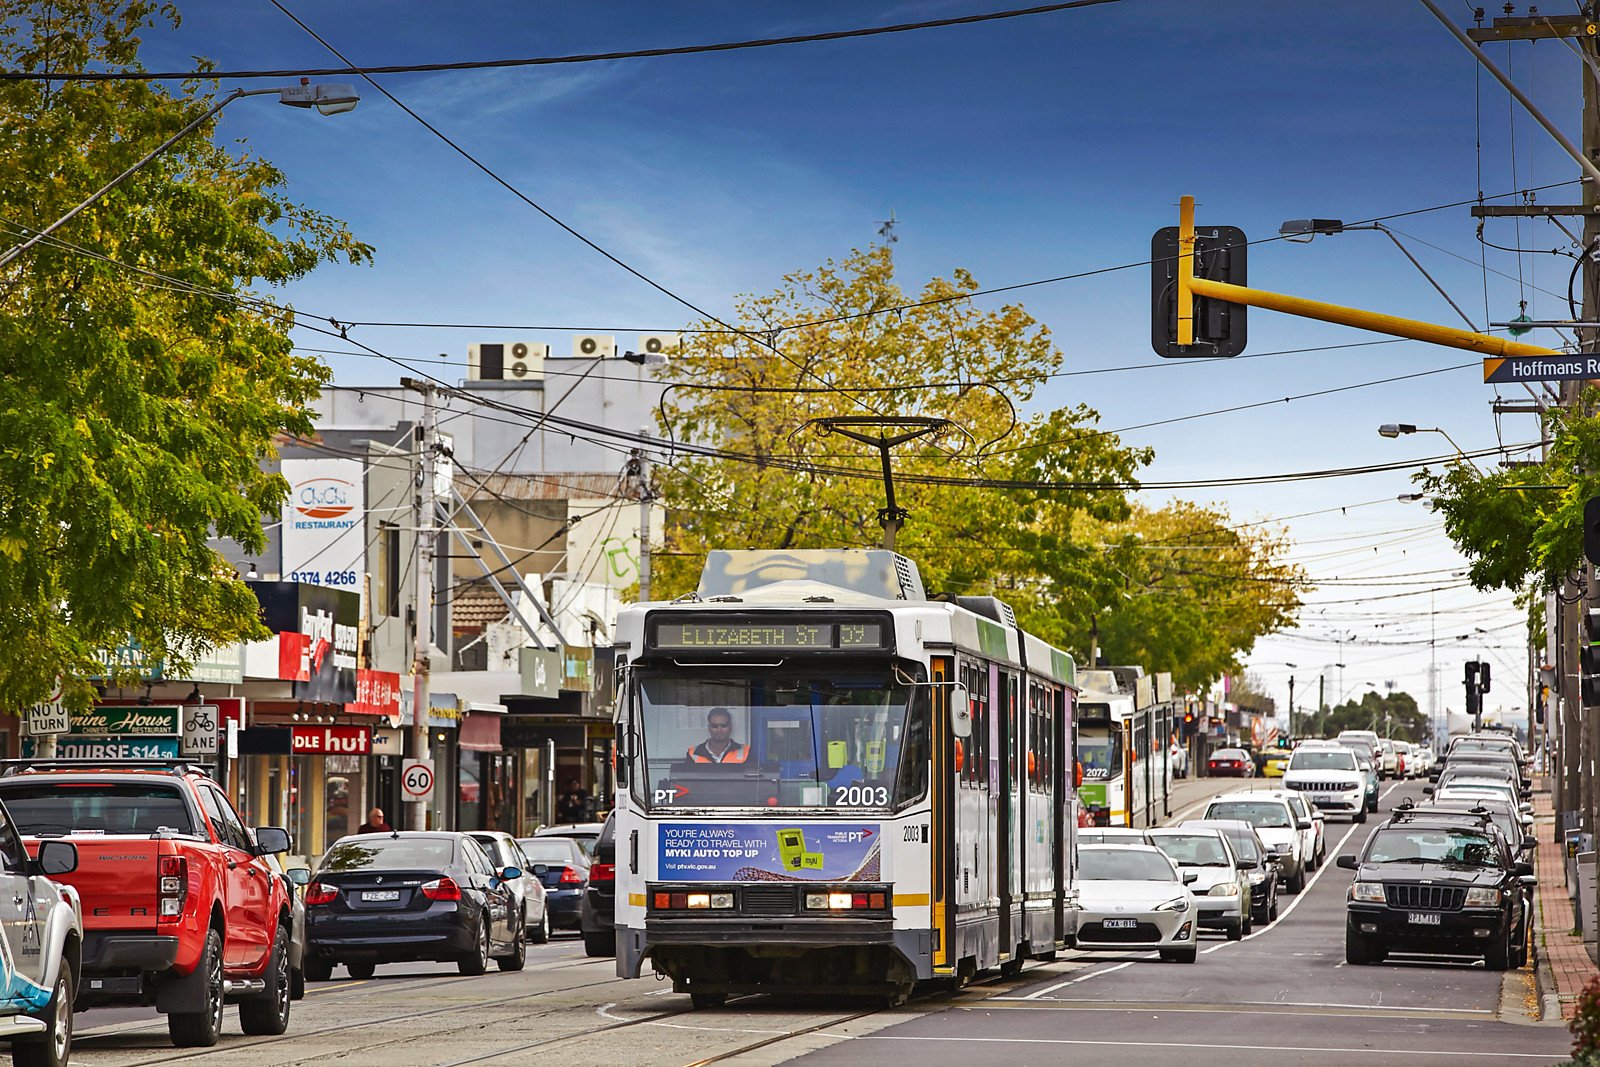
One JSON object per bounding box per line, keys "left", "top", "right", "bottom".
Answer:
{"left": 1075, "top": 667, "right": 1175, "bottom": 827}
{"left": 610, "top": 549, "right": 1080, "bottom": 1005}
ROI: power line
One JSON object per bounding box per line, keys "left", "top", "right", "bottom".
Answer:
{"left": 0, "top": 1, "right": 1123, "bottom": 82}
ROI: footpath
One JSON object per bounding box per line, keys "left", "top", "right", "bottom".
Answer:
{"left": 1533, "top": 778, "right": 1596, "bottom": 1020}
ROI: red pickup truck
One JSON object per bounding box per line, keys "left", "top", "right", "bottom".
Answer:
{"left": 0, "top": 760, "right": 295, "bottom": 1048}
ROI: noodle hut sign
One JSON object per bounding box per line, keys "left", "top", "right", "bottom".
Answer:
{"left": 72, "top": 706, "right": 181, "bottom": 736}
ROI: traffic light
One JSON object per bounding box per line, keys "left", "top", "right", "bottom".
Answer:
{"left": 1151, "top": 223, "right": 1248, "bottom": 358}
{"left": 1181, "top": 704, "right": 1197, "bottom": 738}
{"left": 1583, "top": 611, "right": 1600, "bottom": 706}
{"left": 1465, "top": 661, "right": 1481, "bottom": 722}
{"left": 1586, "top": 496, "right": 1600, "bottom": 566}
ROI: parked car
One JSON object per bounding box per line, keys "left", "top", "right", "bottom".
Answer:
{"left": 300, "top": 832, "right": 523, "bottom": 979}
{"left": 467, "top": 832, "right": 551, "bottom": 947}
{"left": 1147, "top": 827, "right": 1251, "bottom": 940}
{"left": 515, "top": 837, "right": 589, "bottom": 932}
{"left": 0, "top": 796, "right": 81, "bottom": 1067}
{"left": 1261, "top": 747, "right": 1293, "bottom": 778}
{"left": 259, "top": 852, "right": 308, "bottom": 1000}
{"left": 1184, "top": 819, "right": 1279, "bottom": 924}
{"left": 1201, "top": 794, "right": 1307, "bottom": 892}
{"left": 1282, "top": 742, "right": 1367, "bottom": 823}
{"left": 1073, "top": 845, "right": 1199, "bottom": 963}
{"left": 0, "top": 761, "right": 294, "bottom": 1049}
{"left": 1337, "top": 808, "right": 1532, "bottom": 969}
{"left": 579, "top": 814, "right": 616, "bottom": 958}
{"left": 532, "top": 822, "right": 607, "bottom": 857}
{"left": 1206, "top": 748, "right": 1255, "bottom": 778}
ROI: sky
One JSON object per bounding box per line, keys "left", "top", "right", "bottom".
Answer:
{"left": 108, "top": 0, "right": 1585, "bottom": 730}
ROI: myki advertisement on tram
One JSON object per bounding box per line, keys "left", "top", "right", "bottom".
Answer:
{"left": 657, "top": 823, "right": 880, "bottom": 881}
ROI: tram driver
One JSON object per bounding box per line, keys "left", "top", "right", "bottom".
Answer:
{"left": 688, "top": 706, "right": 749, "bottom": 764}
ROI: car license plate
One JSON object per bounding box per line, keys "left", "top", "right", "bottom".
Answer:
{"left": 1310, "top": 794, "right": 1335, "bottom": 803}
{"left": 1103, "top": 918, "right": 1137, "bottom": 929}
{"left": 1408, "top": 912, "right": 1441, "bottom": 925}
{"left": 363, "top": 890, "right": 400, "bottom": 902}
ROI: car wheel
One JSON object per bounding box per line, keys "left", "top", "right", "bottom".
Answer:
{"left": 1485, "top": 928, "right": 1513, "bottom": 971}
{"left": 12, "top": 956, "right": 72, "bottom": 1067}
{"left": 496, "top": 916, "right": 527, "bottom": 973}
{"left": 239, "top": 923, "right": 292, "bottom": 1036}
{"left": 1355, "top": 808, "right": 1368, "bottom": 824}
{"left": 459, "top": 916, "right": 491, "bottom": 976}
{"left": 304, "top": 957, "right": 333, "bottom": 983}
{"left": 1242, "top": 905, "right": 1254, "bottom": 936}
{"left": 1513, "top": 923, "right": 1529, "bottom": 968}
{"left": 1286, "top": 868, "right": 1305, "bottom": 894}
{"left": 528, "top": 906, "right": 551, "bottom": 945}
{"left": 583, "top": 930, "right": 615, "bottom": 958}
{"left": 169, "top": 928, "right": 225, "bottom": 1048}
{"left": 346, "top": 961, "right": 376, "bottom": 981}
{"left": 1345, "top": 926, "right": 1374, "bottom": 965}
{"left": 1226, "top": 920, "right": 1243, "bottom": 942}
{"left": 1268, "top": 892, "right": 1279, "bottom": 923}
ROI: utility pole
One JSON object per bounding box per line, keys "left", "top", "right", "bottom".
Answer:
{"left": 402, "top": 378, "right": 438, "bottom": 831}
{"left": 1288, "top": 674, "right": 1296, "bottom": 738}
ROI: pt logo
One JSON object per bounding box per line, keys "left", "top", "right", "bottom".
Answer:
{"left": 654, "top": 785, "right": 690, "bottom": 804}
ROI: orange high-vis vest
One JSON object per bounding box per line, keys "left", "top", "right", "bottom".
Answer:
{"left": 688, "top": 742, "right": 749, "bottom": 764}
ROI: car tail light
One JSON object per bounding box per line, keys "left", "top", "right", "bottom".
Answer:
{"left": 420, "top": 877, "right": 462, "bottom": 902}
{"left": 158, "top": 856, "right": 188, "bottom": 924}
{"left": 589, "top": 863, "right": 615, "bottom": 885}
{"left": 557, "top": 866, "right": 585, "bottom": 886}
{"left": 304, "top": 881, "right": 340, "bottom": 906}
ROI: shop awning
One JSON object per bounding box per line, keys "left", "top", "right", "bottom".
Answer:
{"left": 459, "top": 701, "right": 506, "bottom": 752}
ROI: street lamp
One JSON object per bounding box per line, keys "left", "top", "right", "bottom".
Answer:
{"left": 0, "top": 79, "right": 359, "bottom": 271}
{"left": 621, "top": 350, "right": 670, "bottom": 366}
{"left": 1378, "top": 423, "right": 1483, "bottom": 474}
{"left": 1279, "top": 218, "right": 1479, "bottom": 330}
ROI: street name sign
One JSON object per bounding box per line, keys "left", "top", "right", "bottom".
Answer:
{"left": 1484, "top": 355, "right": 1600, "bottom": 383}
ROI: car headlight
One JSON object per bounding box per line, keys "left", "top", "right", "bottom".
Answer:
{"left": 1208, "top": 882, "right": 1240, "bottom": 897}
{"left": 1247, "top": 871, "right": 1266, "bottom": 884}
{"left": 1349, "top": 882, "right": 1385, "bottom": 903}
{"left": 1155, "top": 897, "right": 1191, "bottom": 912}
{"left": 1464, "top": 887, "right": 1502, "bottom": 907}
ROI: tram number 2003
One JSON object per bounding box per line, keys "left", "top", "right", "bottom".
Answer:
{"left": 833, "top": 785, "right": 889, "bottom": 806}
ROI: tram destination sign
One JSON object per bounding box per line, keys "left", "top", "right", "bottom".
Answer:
{"left": 649, "top": 616, "right": 891, "bottom": 653}
{"left": 1484, "top": 355, "right": 1600, "bottom": 384}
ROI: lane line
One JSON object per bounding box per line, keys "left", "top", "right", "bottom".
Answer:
{"left": 1016, "top": 959, "right": 1135, "bottom": 1000}
{"left": 991, "top": 997, "right": 1496, "bottom": 1015}
{"left": 806, "top": 1034, "right": 1558, "bottom": 1058}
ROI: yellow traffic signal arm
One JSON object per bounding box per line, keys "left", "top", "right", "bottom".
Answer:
{"left": 1176, "top": 194, "right": 1558, "bottom": 359}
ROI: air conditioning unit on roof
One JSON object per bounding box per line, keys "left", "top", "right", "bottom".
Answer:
{"left": 468, "top": 342, "right": 546, "bottom": 383}
{"left": 637, "top": 332, "right": 680, "bottom": 356}
{"left": 573, "top": 334, "right": 615, "bottom": 358}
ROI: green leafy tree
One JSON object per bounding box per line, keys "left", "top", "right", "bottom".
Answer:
{"left": 1317, "top": 690, "right": 1428, "bottom": 743}
{"left": 0, "top": 1, "right": 372, "bottom": 709}
{"left": 656, "top": 248, "right": 1303, "bottom": 686}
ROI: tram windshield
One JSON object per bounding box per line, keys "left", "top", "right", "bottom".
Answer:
{"left": 635, "top": 668, "right": 926, "bottom": 812}
{"left": 1077, "top": 722, "right": 1123, "bottom": 781}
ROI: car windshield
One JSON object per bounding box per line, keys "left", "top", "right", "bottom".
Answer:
{"left": 1365, "top": 828, "right": 1500, "bottom": 867}
{"left": 0, "top": 782, "right": 196, "bottom": 836}
{"left": 1212, "top": 749, "right": 1247, "bottom": 760}
{"left": 518, "top": 839, "right": 583, "bottom": 864}
{"left": 1079, "top": 849, "right": 1177, "bottom": 881}
{"left": 637, "top": 669, "right": 925, "bottom": 811}
{"left": 1289, "top": 750, "right": 1357, "bottom": 771}
{"left": 1150, "top": 834, "right": 1230, "bottom": 867}
{"left": 1206, "top": 801, "right": 1292, "bottom": 828}
{"left": 322, "top": 837, "right": 456, "bottom": 871}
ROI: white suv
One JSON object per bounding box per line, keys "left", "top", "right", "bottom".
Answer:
{"left": 1283, "top": 743, "right": 1367, "bottom": 824}
{"left": 1201, "top": 794, "right": 1308, "bottom": 893}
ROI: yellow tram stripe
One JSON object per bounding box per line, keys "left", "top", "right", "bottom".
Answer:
{"left": 628, "top": 893, "right": 646, "bottom": 907}
{"left": 893, "top": 893, "right": 930, "bottom": 907}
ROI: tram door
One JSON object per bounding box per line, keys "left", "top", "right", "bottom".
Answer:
{"left": 996, "top": 670, "right": 1014, "bottom": 957}
{"left": 1053, "top": 686, "right": 1070, "bottom": 944}
{"left": 931, "top": 656, "right": 955, "bottom": 974}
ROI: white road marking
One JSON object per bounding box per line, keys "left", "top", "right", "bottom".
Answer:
{"left": 1014, "top": 959, "right": 1136, "bottom": 1000}
{"left": 808, "top": 1034, "right": 1555, "bottom": 1058}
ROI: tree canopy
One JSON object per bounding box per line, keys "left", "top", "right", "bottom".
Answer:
{"left": 0, "top": 1, "right": 371, "bottom": 709}
{"left": 1313, "top": 690, "right": 1429, "bottom": 743}
{"left": 656, "top": 247, "right": 1302, "bottom": 688}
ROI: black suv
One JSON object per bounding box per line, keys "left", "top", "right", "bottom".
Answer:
{"left": 1336, "top": 808, "right": 1533, "bottom": 969}
{"left": 579, "top": 813, "right": 616, "bottom": 957}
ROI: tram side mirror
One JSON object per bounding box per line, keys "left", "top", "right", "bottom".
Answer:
{"left": 951, "top": 687, "right": 973, "bottom": 739}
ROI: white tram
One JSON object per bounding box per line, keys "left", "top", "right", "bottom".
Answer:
{"left": 611, "top": 549, "right": 1079, "bottom": 1005}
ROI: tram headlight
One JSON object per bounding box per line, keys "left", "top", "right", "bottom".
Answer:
{"left": 686, "top": 893, "right": 711, "bottom": 909}
{"left": 804, "top": 891, "right": 889, "bottom": 911}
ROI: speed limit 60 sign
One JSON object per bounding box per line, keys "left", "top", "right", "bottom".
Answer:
{"left": 401, "top": 759, "right": 435, "bottom": 802}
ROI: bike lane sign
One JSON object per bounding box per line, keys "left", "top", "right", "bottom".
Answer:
{"left": 182, "top": 705, "right": 220, "bottom": 756}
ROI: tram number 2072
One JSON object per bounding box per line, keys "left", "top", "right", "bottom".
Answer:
{"left": 834, "top": 785, "right": 889, "bottom": 806}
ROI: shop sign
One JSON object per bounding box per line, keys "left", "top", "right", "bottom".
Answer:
{"left": 90, "top": 641, "right": 163, "bottom": 681}
{"left": 562, "top": 646, "right": 594, "bottom": 693}
{"left": 251, "top": 582, "right": 360, "bottom": 703}
{"left": 347, "top": 670, "right": 402, "bottom": 718}
{"left": 291, "top": 725, "right": 372, "bottom": 756}
{"left": 519, "top": 648, "right": 562, "bottom": 700}
{"left": 72, "top": 705, "right": 181, "bottom": 736}
{"left": 369, "top": 727, "right": 404, "bottom": 756}
{"left": 24, "top": 736, "right": 180, "bottom": 759}
{"left": 280, "top": 458, "right": 365, "bottom": 593}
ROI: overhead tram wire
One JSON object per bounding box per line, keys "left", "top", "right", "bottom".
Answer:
{"left": 2, "top": 1, "right": 1124, "bottom": 82}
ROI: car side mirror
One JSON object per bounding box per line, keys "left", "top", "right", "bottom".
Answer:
{"left": 1297, "top": 819, "right": 1312, "bottom": 830}
{"left": 531, "top": 863, "right": 548, "bottom": 877}
{"left": 253, "top": 826, "right": 291, "bottom": 856}
{"left": 1422, "top": 786, "right": 1434, "bottom": 795}
{"left": 1519, "top": 874, "right": 1538, "bottom": 888}
{"left": 1182, "top": 871, "right": 1198, "bottom": 885}
{"left": 1235, "top": 858, "right": 1254, "bottom": 870}
{"left": 1513, "top": 861, "right": 1534, "bottom": 877}
{"left": 497, "top": 866, "right": 523, "bottom": 882}
{"left": 1336, "top": 855, "right": 1359, "bottom": 870}
{"left": 951, "top": 687, "right": 973, "bottom": 740}
{"left": 1521, "top": 836, "right": 1537, "bottom": 852}
{"left": 35, "top": 839, "right": 77, "bottom": 877}
{"left": 286, "top": 866, "right": 312, "bottom": 886}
